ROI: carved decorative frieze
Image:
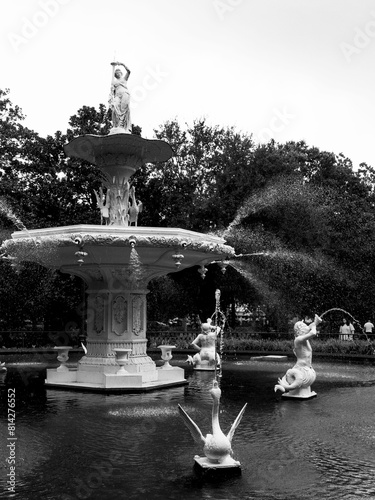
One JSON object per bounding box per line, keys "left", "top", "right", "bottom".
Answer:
{"left": 93, "top": 295, "right": 105, "bottom": 334}
{"left": 3, "top": 233, "right": 233, "bottom": 253}
{"left": 112, "top": 295, "right": 128, "bottom": 335}
{"left": 132, "top": 295, "right": 145, "bottom": 336}
{"left": 130, "top": 340, "right": 147, "bottom": 356}
{"left": 85, "top": 340, "right": 134, "bottom": 357}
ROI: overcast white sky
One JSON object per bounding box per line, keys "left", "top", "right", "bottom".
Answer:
{"left": 2, "top": 0, "right": 375, "bottom": 168}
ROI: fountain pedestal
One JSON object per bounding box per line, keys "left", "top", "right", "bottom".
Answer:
{"left": 193, "top": 456, "right": 242, "bottom": 479}
{"left": 281, "top": 386, "right": 317, "bottom": 399}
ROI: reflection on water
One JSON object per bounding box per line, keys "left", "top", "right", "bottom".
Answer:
{"left": 1, "top": 361, "right": 375, "bottom": 499}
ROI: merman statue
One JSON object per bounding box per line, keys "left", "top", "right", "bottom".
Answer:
{"left": 274, "top": 312, "right": 322, "bottom": 399}
{"left": 187, "top": 318, "right": 220, "bottom": 371}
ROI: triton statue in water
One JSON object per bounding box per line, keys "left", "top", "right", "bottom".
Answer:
{"left": 187, "top": 318, "right": 221, "bottom": 371}
{"left": 274, "top": 313, "right": 322, "bottom": 399}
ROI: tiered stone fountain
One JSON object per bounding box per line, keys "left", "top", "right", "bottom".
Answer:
{"left": 0, "top": 62, "right": 234, "bottom": 392}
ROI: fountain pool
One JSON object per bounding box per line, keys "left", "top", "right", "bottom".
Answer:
{"left": 1, "top": 357, "right": 375, "bottom": 500}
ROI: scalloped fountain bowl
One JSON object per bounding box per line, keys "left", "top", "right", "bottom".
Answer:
{"left": 5, "top": 225, "right": 233, "bottom": 273}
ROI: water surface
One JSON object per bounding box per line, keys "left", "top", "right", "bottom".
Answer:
{"left": 1, "top": 359, "right": 375, "bottom": 499}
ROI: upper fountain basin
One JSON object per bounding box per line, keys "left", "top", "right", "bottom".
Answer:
{"left": 64, "top": 134, "right": 174, "bottom": 183}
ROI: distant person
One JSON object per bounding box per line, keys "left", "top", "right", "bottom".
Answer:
{"left": 364, "top": 320, "right": 374, "bottom": 335}
{"left": 339, "top": 318, "right": 353, "bottom": 341}
{"left": 348, "top": 321, "right": 355, "bottom": 340}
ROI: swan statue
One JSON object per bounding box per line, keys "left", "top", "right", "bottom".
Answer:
{"left": 178, "top": 379, "right": 247, "bottom": 466}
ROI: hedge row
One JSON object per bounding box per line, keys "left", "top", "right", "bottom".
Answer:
{"left": 148, "top": 335, "right": 375, "bottom": 356}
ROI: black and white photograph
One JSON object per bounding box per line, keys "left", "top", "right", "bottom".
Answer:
{"left": 1, "top": 1, "right": 375, "bottom": 499}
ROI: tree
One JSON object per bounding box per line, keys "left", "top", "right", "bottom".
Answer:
{"left": 131, "top": 118, "right": 256, "bottom": 231}
{"left": 225, "top": 142, "right": 375, "bottom": 324}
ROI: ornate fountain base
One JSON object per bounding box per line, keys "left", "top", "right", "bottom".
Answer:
{"left": 45, "top": 340, "right": 187, "bottom": 392}
{"left": 45, "top": 360, "right": 186, "bottom": 392}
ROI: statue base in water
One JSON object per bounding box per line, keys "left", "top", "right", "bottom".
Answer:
{"left": 282, "top": 389, "right": 317, "bottom": 400}
{"left": 252, "top": 355, "right": 288, "bottom": 362}
{"left": 193, "top": 362, "right": 216, "bottom": 371}
{"left": 193, "top": 456, "right": 242, "bottom": 480}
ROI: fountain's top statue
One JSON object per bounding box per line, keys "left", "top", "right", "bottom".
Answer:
{"left": 64, "top": 61, "right": 174, "bottom": 191}
{"left": 108, "top": 61, "right": 132, "bottom": 134}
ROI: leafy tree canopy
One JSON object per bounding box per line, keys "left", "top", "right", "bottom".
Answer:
{"left": 1, "top": 88, "right": 375, "bottom": 330}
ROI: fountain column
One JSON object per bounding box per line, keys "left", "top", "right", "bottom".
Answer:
{"left": 77, "top": 270, "right": 157, "bottom": 383}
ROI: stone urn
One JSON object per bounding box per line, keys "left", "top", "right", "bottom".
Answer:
{"left": 113, "top": 348, "right": 132, "bottom": 374}
{"left": 54, "top": 346, "right": 73, "bottom": 372}
{"left": 158, "top": 345, "right": 176, "bottom": 369}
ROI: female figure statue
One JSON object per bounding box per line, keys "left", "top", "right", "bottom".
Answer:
{"left": 109, "top": 62, "right": 131, "bottom": 132}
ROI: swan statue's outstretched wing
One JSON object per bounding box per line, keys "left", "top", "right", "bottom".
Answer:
{"left": 226, "top": 403, "right": 247, "bottom": 443}
{"left": 178, "top": 404, "right": 206, "bottom": 446}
